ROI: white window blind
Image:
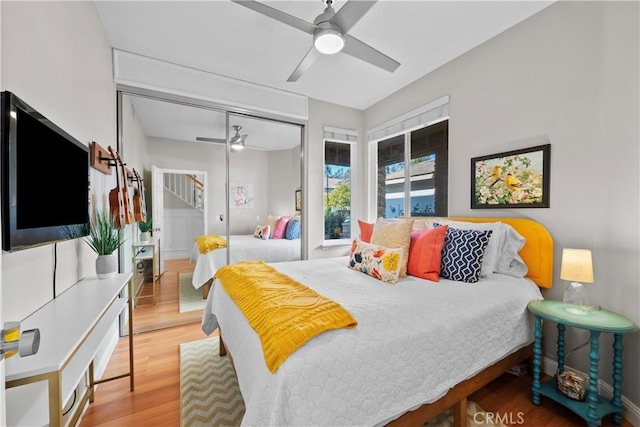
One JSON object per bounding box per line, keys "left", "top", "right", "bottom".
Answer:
{"left": 367, "top": 95, "right": 449, "bottom": 142}
{"left": 323, "top": 126, "right": 358, "bottom": 143}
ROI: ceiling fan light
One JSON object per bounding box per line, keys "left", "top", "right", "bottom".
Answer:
{"left": 231, "top": 142, "right": 244, "bottom": 151}
{"left": 314, "top": 28, "right": 344, "bottom": 55}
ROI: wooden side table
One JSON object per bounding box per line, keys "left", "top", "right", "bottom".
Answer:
{"left": 527, "top": 300, "right": 637, "bottom": 426}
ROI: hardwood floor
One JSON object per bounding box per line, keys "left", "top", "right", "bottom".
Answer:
{"left": 79, "top": 259, "right": 633, "bottom": 427}
{"left": 132, "top": 257, "right": 202, "bottom": 334}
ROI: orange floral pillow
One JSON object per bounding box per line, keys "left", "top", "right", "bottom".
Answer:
{"left": 348, "top": 239, "right": 403, "bottom": 284}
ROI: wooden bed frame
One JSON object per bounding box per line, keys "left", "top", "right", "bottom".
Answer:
{"left": 217, "top": 217, "right": 553, "bottom": 427}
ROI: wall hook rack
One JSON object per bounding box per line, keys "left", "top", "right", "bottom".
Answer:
{"left": 90, "top": 141, "right": 114, "bottom": 175}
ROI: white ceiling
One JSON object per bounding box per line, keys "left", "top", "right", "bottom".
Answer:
{"left": 97, "top": 1, "right": 554, "bottom": 149}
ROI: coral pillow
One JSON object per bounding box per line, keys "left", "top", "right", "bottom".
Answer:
{"left": 407, "top": 225, "right": 448, "bottom": 282}
{"left": 272, "top": 216, "right": 291, "bottom": 239}
{"left": 348, "top": 239, "right": 403, "bottom": 284}
{"left": 358, "top": 220, "right": 374, "bottom": 243}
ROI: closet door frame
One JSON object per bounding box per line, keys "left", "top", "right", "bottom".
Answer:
{"left": 115, "top": 86, "right": 308, "bottom": 263}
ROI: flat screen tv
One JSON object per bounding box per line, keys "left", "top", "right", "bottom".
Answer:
{"left": 1, "top": 91, "right": 90, "bottom": 252}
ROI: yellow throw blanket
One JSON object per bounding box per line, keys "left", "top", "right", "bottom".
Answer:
{"left": 216, "top": 261, "right": 357, "bottom": 373}
{"left": 196, "top": 234, "right": 227, "bottom": 254}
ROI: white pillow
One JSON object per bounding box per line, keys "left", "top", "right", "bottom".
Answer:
{"left": 495, "top": 223, "right": 528, "bottom": 278}
{"left": 266, "top": 215, "right": 279, "bottom": 230}
{"left": 436, "top": 220, "right": 502, "bottom": 278}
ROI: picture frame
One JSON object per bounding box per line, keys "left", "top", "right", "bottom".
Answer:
{"left": 471, "top": 144, "right": 550, "bottom": 209}
{"left": 230, "top": 182, "right": 254, "bottom": 209}
{"left": 295, "top": 189, "right": 302, "bottom": 211}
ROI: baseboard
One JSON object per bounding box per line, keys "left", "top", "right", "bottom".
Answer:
{"left": 543, "top": 357, "right": 640, "bottom": 426}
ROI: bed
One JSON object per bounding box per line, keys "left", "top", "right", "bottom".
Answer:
{"left": 191, "top": 234, "right": 301, "bottom": 295}
{"left": 202, "top": 217, "right": 553, "bottom": 426}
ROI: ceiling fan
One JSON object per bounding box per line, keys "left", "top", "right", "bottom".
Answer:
{"left": 232, "top": 0, "right": 400, "bottom": 82}
{"left": 196, "top": 125, "right": 249, "bottom": 151}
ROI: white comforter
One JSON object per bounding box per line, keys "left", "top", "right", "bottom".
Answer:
{"left": 207, "top": 257, "right": 543, "bottom": 426}
{"left": 191, "top": 234, "right": 301, "bottom": 289}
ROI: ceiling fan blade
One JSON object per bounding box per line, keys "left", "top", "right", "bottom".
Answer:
{"left": 287, "top": 46, "right": 322, "bottom": 82}
{"left": 196, "top": 136, "right": 226, "bottom": 144}
{"left": 343, "top": 34, "right": 400, "bottom": 73}
{"left": 330, "top": 0, "right": 377, "bottom": 33}
{"left": 232, "top": 0, "right": 316, "bottom": 35}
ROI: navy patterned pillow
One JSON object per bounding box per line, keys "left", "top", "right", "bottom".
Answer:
{"left": 439, "top": 227, "right": 492, "bottom": 283}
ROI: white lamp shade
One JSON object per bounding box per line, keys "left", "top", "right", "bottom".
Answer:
{"left": 314, "top": 29, "right": 344, "bottom": 54}
{"left": 560, "top": 249, "right": 594, "bottom": 283}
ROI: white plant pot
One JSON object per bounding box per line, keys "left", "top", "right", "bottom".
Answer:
{"left": 140, "top": 231, "right": 150, "bottom": 241}
{"left": 96, "top": 253, "right": 117, "bottom": 279}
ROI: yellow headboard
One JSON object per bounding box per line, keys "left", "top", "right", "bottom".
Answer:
{"left": 449, "top": 217, "right": 553, "bottom": 289}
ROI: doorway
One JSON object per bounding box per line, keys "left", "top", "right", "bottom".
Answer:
{"left": 132, "top": 167, "right": 208, "bottom": 333}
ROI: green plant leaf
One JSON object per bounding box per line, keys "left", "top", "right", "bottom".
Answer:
{"left": 86, "top": 210, "right": 125, "bottom": 255}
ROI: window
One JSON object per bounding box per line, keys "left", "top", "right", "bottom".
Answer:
{"left": 324, "top": 139, "right": 353, "bottom": 240}
{"left": 376, "top": 120, "right": 448, "bottom": 218}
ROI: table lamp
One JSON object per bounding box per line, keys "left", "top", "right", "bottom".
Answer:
{"left": 560, "top": 248, "right": 595, "bottom": 314}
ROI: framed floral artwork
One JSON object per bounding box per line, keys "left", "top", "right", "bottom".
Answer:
{"left": 471, "top": 144, "right": 550, "bottom": 208}
{"left": 295, "top": 189, "right": 302, "bottom": 211}
{"left": 230, "top": 182, "right": 254, "bottom": 209}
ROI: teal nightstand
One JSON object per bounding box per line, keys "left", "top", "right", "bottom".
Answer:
{"left": 527, "top": 300, "right": 638, "bottom": 426}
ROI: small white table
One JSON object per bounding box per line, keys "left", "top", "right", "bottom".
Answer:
{"left": 5, "top": 273, "right": 134, "bottom": 427}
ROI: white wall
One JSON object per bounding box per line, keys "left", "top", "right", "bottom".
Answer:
{"left": 146, "top": 134, "right": 302, "bottom": 238}
{"left": 1, "top": 1, "right": 116, "bottom": 321}
{"left": 267, "top": 146, "right": 301, "bottom": 218}
{"left": 365, "top": 1, "right": 640, "bottom": 407}
{"left": 147, "top": 136, "right": 276, "bottom": 235}
{"left": 0, "top": 1, "right": 120, "bottom": 420}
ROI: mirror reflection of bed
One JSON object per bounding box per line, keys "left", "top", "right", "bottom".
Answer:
{"left": 192, "top": 227, "right": 302, "bottom": 299}
{"left": 120, "top": 93, "right": 304, "bottom": 334}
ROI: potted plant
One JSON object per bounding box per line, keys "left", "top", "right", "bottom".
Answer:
{"left": 138, "top": 216, "right": 153, "bottom": 241}
{"left": 87, "top": 210, "right": 125, "bottom": 279}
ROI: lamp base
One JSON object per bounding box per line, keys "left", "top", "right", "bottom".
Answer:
{"left": 565, "top": 305, "right": 598, "bottom": 315}
{"left": 563, "top": 281, "right": 598, "bottom": 314}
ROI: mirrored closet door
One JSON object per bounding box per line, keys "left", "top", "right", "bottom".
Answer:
{"left": 117, "top": 91, "right": 305, "bottom": 334}
{"left": 226, "top": 113, "right": 303, "bottom": 266}
{"left": 118, "top": 92, "right": 228, "bottom": 333}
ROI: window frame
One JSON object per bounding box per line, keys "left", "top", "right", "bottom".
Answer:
{"left": 322, "top": 131, "right": 357, "bottom": 247}
{"left": 369, "top": 117, "right": 449, "bottom": 219}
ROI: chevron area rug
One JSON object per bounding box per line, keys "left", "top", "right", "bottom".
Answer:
{"left": 180, "top": 337, "right": 245, "bottom": 427}
{"left": 179, "top": 272, "right": 206, "bottom": 314}
{"left": 179, "top": 337, "right": 503, "bottom": 427}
